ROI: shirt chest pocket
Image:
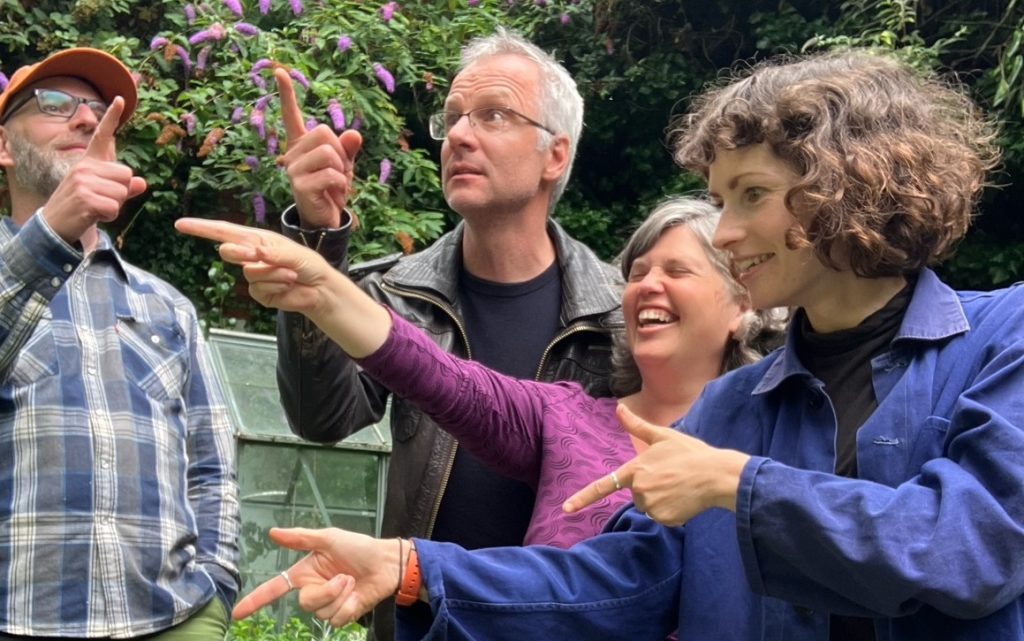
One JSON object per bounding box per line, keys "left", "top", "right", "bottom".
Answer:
{"left": 115, "top": 311, "right": 189, "bottom": 402}
{"left": 9, "top": 307, "right": 61, "bottom": 386}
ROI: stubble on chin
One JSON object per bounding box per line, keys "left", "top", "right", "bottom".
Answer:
{"left": 6, "top": 129, "right": 77, "bottom": 198}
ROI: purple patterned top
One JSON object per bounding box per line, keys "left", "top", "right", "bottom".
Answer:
{"left": 357, "top": 308, "right": 636, "bottom": 548}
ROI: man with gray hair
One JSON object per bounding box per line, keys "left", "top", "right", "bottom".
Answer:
{"left": 272, "top": 28, "right": 622, "bottom": 640}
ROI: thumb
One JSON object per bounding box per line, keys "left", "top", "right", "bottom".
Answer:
{"left": 128, "top": 176, "right": 147, "bottom": 200}
{"left": 84, "top": 96, "right": 123, "bottom": 161}
{"left": 616, "top": 403, "right": 675, "bottom": 446}
{"left": 339, "top": 129, "right": 363, "bottom": 162}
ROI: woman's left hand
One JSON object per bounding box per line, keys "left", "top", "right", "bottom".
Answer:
{"left": 563, "top": 404, "right": 750, "bottom": 526}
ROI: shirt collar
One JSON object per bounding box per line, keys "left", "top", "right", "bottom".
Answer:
{"left": 1, "top": 214, "right": 132, "bottom": 284}
{"left": 753, "top": 268, "right": 968, "bottom": 394}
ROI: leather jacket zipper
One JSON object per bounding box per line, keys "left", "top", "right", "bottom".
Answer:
{"left": 534, "top": 321, "right": 609, "bottom": 381}
{"left": 379, "top": 281, "right": 469, "bottom": 539}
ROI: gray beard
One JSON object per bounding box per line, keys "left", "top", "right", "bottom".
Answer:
{"left": 6, "top": 128, "right": 76, "bottom": 198}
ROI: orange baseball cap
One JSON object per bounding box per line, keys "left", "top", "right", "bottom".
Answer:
{"left": 0, "top": 47, "right": 137, "bottom": 126}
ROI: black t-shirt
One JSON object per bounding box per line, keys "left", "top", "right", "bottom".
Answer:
{"left": 794, "top": 282, "right": 912, "bottom": 641}
{"left": 428, "top": 260, "right": 563, "bottom": 549}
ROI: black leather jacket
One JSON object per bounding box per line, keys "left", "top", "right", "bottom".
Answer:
{"left": 276, "top": 207, "right": 622, "bottom": 639}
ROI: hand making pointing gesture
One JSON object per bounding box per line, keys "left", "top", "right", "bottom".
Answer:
{"left": 563, "top": 404, "right": 750, "bottom": 526}
{"left": 43, "top": 96, "right": 147, "bottom": 245}
{"left": 274, "top": 67, "right": 362, "bottom": 229}
{"left": 231, "top": 527, "right": 400, "bottom": 628}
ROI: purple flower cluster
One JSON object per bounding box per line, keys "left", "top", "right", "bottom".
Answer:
{"left": 337, "top": 35, "right": 352, "bottom": 53}
{"left": 188, "top": 23, "right": 227, "bottom": 46}
{"left": 378, "top": 158, "right": 392, "bottom": 184}
{"left": 182, "top": 112, "right": 197, "bottom": 135}
{"left": 197, "top": 46, "right": 212, "bottom": 72}
{"left": 250, "top": 59, "right": 272, "bottom": 89}
{"left": 255, "top": 94, "right": 273, "bottom": 111}
{"left": 245, "top": 155, "right": 260, "bottom": 169}
{"left": 327, "top": 99, "right": 345, "bottom": 131}
{"left": 231, "top": 106, "right": 245, "bottom": 124}
{"left": 259, "top": 0, "right": 271, "bottom": 13}
{"left": 184, "top": 3, "right": 196, "bottom": 24}
{"left": 289, "top": 68, "right": 310, "bottom": 89}
{"left": 0, "top": 73, "right": 8, "bottom": 91}
{"left": 305, "top": 117, "right": 318, "bottom": 131}
{"left": 267, "top": 133, "right": 278, "bottom": 156}
{"left": 149, "top": 36, "right": 169, "bottom": 51}
{"left": 252, "top": 193, "right": 267, "bottom": 224}
{"left": 373, "top": 62, "right": 395, "bottom": 94}
{"left": 223, "top": 0, "right": 243, "bottom": 17}
{"left": 288, "top": 0, "right": 303, "bottom": 15}
{"left": 250, "top": 107, "right": 266, "bottom": 139}
{"left": 235, "top": 22, "right": 260, "bottom": 37}
{"left": 174, "top": 46, "right": 193, "bottom": 74}
{"left": 249, "top": 111, "right": 265, "bottom": 136}
{"left": 350, "top": 116, "right": 361, "bottom": 131}
{"left": 380, "top": 1, "right": 397, "bottom": 21}
{"left": 467, "top": 0, "right": 479, "bottom": 5}
{"left": 560, "top": 13, "right": 570, "bottom": 25}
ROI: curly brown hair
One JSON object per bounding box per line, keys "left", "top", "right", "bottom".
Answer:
{"left": 671, "top": 50, "right": 1000, "bottom": 277}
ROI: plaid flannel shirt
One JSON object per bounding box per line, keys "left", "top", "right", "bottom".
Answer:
{"left": 0, "top": 213, "right": 240, "bottom": 637}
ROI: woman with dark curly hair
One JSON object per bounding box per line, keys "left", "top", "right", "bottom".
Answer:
{"left": 223, "top": 50, "right": 1023, "bottom": 641}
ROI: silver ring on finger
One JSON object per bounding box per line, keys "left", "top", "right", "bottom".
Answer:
{"left": 610, "top": 471, "right": 623, "bottom": 491}
{"left": 280, "top": 570, "right": 295, "bottom": 591}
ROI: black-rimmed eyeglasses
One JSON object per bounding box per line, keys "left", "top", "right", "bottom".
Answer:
{"left": 428, "top": 107, "right": 555, "bottom": 141}
{"left": 1, "top": 88, "right": 108, "bottom": 125}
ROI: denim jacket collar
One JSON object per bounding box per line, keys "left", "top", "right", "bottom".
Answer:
{"left": 753, "top": 268, "right": 968, "bottom": 395}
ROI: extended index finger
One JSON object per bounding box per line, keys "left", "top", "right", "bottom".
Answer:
{"left": 175, "top": 217, "right": 269, "bottom": 246}
{"left": 84, "top": 96, "right": 124, "bottom": 161}
{"left": 275, "top": 67, "right": 307, "bottom": 143}
{"left": 562, "top": 461, "right": 634, "bottom": 514}
{"left": 232, "top": 572, "right": 293, "bottom": 620}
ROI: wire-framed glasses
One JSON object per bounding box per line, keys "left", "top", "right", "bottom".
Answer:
{"left": 428, "top": 106, "right": 554, "bottom": 140}
{"left": 1, "top": 88, "right": 108, "bottom": 125}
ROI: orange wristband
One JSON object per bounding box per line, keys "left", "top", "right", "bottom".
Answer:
{"left": 395, "top": 539, "right": 421, "bottom": 607}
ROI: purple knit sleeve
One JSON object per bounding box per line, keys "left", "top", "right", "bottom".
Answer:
{"left": 355, "top": 307, "right": 587, "bottom": 486}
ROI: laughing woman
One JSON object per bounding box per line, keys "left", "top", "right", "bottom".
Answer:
{"left": 177, "top": 197, "right": 783, "bottom": 549}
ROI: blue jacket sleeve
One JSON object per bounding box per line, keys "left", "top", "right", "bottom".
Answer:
{"left": 397, "top": 509, "right": 682, "bottom": 641}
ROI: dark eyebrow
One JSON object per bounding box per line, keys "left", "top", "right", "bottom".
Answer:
{"left": 728, "top": 172, "right": 774, "bottom": 190}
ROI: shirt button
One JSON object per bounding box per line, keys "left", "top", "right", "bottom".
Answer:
{"left": 150, "top": 335, "right": 161, "bottom": 345}
{"left": 50, "top": 277, "right": 61, "bottom": 288}
{"left": 63, "top": 263, "right": 73, "bottom": 273}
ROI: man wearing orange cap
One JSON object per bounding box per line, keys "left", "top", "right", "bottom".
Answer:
{"left": 0, "top": 48, "right": 239, "bottom": 641}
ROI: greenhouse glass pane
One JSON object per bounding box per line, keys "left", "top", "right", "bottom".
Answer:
{"left": 207, "top": 333, "right": 290, "bottom": 438}
{"left": 237, "top": 442, "right": 380, "bottom": 591}
{"left": 208, "top": 329, "right": 393, "bottom": 449}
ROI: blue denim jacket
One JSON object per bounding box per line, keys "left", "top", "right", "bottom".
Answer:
{"left": 404, "top": 269, "right": 1024, "bottom": 641}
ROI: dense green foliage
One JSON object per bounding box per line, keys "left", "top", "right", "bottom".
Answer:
{"left": 2, "top": 0, "right": 1024, "bottom": 329}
